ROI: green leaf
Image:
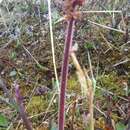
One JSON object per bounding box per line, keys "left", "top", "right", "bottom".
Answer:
{"left": 9, "top": 70, "right": 17, "bottom": 77}
{"left": 116, "top": 122, "right": 126, "bottom": 130}
{"left": 50, "top": 122, "right": 58, "bottom": 130}
{"left": 52, "top": 10, "right": 61, "bottom": 24}
{"left": 36, "top": 63, "right": 49, "bottom": 71}
{"left": 52, "top": 78, "right": 59, "bottom": 91}
{"left": 16, "top": 39, "right": 21, "bottom": 48}
{"left": 40, "top": 1, "right": 48, "bottom": 13}
{"left": 84, "top": 42, "right": 94, "bottom": 49}
{"left": 0, "top": 114, "right": 9, "bottom": 128}
{"left": 10, "top": 51, "right": 17, "bottom": 60}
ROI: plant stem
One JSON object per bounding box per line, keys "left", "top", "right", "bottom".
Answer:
{"left": 58, "top": 18, "right": 75, "bottom": 130}
{"left": 58, "top": 1, "right": 84, "bottom": 129}
{"left": 15, "top": 83, "right": 33, "bottom": 130}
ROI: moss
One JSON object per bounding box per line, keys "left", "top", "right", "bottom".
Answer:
{"left": 67, "top": 74, "right": 81, "bottom": 94}
{"left": 97, "top": 72, "right": 125, "bottom": 95}
{"left": 27, "top": 96, "right": 49, "bottom": 115}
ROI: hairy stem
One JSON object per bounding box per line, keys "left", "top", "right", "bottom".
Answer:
{"left": 58, "top": 19, "right": 75, "bottom": 130}
{"left": 58, "top": 1, "right": 84, "bottom": 130}
{"left": 15, "top": 83, "right": 33, "bottom": 130}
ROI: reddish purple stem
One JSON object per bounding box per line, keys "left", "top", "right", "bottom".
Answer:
{"left": 15, "top": 83, "right": 33, "bottom": 130}
{"left": 58, "top": 18, "right": 75, "bottom": 130}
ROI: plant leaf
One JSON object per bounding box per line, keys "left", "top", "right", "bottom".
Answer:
{"left": 116, "top": 122, "right": 126, "bottom": 130}
{"left": 0, "top": 114, "right": 9, "bottom": 128}
{"left": 50, "top": 120, "right": 58, "bottom": 130}
{"left": 9, "top": 70, "right": 17, "bottom": 77}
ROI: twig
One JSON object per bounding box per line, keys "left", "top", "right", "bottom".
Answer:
{"left": 0, "top": 39, "right": 13, "bottom": 52}
{"left": 88, "top": 20, "right": 125, "bottom": 34}
{"left": 42, "top": 91, "right": 57, "bottom": 122}
{"left": 96, "top": 86, "right": 128, "bottom": 101}
{"left": 22, "top": 45, "right": 49, "bottom": 70}
{"left": 82, "top": 10, "right": 122, "bottom": 13}
{"left": 55, "top": 10, "right": 123, "bottom": 24}
{"left": 113, "top": 58, "right": 129, "bottom": 67}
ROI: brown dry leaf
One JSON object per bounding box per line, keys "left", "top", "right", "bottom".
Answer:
{"left": 36, "top": 127, "right": 48, "bottom": 130}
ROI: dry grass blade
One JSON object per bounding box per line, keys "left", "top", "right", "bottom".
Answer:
{"left": 40, "top": 91, "right": 57, "bottom": 125}
{"left": 47, "top": 0, "right": 59, "bottom": 91}
{"left": 88, "top": 20, "right": 125, "bottom": 34}
{"left": 82, "top": 10, "right": 122, "bottom": 13}
{"left": 71, "top": 52, "right": 88, "bottom": 96}
{"left": 22, "top": 45, "right": 49, "bottom": 71}
{"left": 84, "top": 68, "right": 94, "bottom": 130}
{"left": 71, "top": 52, "right": 94, "bottom": 130}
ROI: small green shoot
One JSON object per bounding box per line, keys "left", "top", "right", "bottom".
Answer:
{"left": 0, "top": 114, "right": 9, "bottom": 128}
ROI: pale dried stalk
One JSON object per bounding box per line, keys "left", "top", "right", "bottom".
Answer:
{"left": 47, "top": 0, "right": 59, "bottom": 91}
{"left": 71, "top": 52, "right": 88, "bottom": 96}
{"left": 71, "top": 52, "right": 94, "bottom": 130}
{"left": 89, "top": 87, "right": 94, "bottom": 130}
{"left": 82, "top": 10, "right": 122, "bottom": 13}
{"left": 88, "top": 20, "right": 125, "bottom": 34}
{"left": 84, "top": 68, "right": 94, "bottom": 130}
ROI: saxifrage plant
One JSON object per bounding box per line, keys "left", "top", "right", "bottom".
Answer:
{"left": 58, "top": 1, "right": 84, "bottom": 130}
